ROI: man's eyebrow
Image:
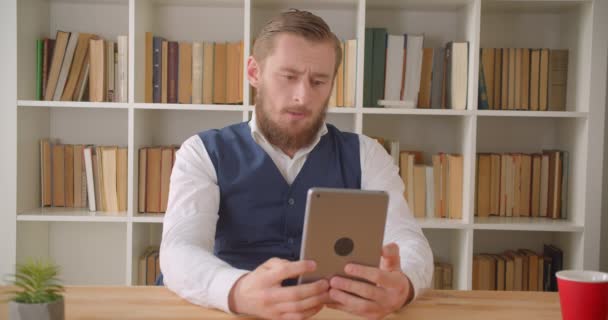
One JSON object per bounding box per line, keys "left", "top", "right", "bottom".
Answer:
{"left": 278, "top": 67, "right": 331, "bottom": 79}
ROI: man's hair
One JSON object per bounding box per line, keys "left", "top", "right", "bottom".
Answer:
{"left": 252, "top": 9, "right": 342, "bottom": 76}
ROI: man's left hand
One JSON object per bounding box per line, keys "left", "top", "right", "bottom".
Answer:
{"left": 327, "top": 243, "right": 414, "bottom": 319}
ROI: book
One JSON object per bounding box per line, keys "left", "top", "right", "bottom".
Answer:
{"left": 53, "top": 32, "right": 79, "bottom": 101}
{"left": 160, "top": 147, "right": 174, "bottom": 213}
{"left": 62, "top": 33, "right": 94, "bottom": 101}
{"left": 202, "top": 42, "right": 214, "bottom": 104}
{"left": 447, "top": 154, "right": 463, "bottom": 219}
{"left": 116, "top": 35, "right": 128, "bottom": 103}
{"left": 153, "top": 36, "right": 164, "bottom": 103}
{"left": 447, "top": 42, "right": 468, "bottom": 110}
{"left": 478, "top": 55, "right": 489, "bottom": 110}
{"left": 481, "top": 48, "right": 495, "bottom": 107}
{"left": 384, "top": 34, "right": 405, "bottom": 102}
{"left": 45, "top": 31, "right": 70, "bottom": 101}
{"left": 161, "top": 41, "right": 168, "bottom": 103}
{"left": 344, "top": 39, "right": 357, "bottom": 107}
{"left": 89, "top": 39, "right": 106, "bottom": 102}
{"left": 430, "top": 48, "right": 446, "bottom": 109}
{"left": 40, "top": 139, "right": 52, "bottom": 207}
{"left": 106, "top": 40, "right": 115, "bottom": 102}
{"left": 192, "top": 42, "right": 204, "bottom": 104}
{"left": 402, "top": 34, "right": 423, "bottom": 108}
{"left": 548, "top": 50, "right": 568, "bottom": 111}
{"left": 36, "top": 40, "right": 43, "bottom": 100}
{"left": 167, "top": 41, "right": 178, "bottom": 104}
{"left": 543, "top": 244, "right": 563, "bottom": 291}
{"left": 64, "top": 144, "right": 74, "bottom": 208}
{"left": 117, "top": 147, "right": 128, "bottom": 212}
{"left": 178, "top": 42, "right": 193, "bottom": 104}
{"left": 213, "top": 42, "right": 227, "bottom": 104}
{"left": 73, "top": 145, "right": 84, "bottom": 208}
{"left": 521, "top": 48, "right": 530, "bottom": 110}
{"left": 418, "top": 48, "right": 434, "bottom": 108}
{"left": 146, "top": 147, "right": 162, "bottom": 213}
{"left": 493, "top": 48, "right": 502, "bottom": 110}
{"left": 101, "top": 147, "right": 119, "bottom": 213}
{"left": 138, "top": 148, "right": 147, "bottom": 213}
{"left": 83, "top": 146, "right": 96, "bottom": 212}
{"left": 371, "top": 28, "right": 387, "bottom": 108}
{"left": 52, "top": 144, "right": 65, "bottom": 207}
{"left": 363, "top": 28, "right": 374, "bottom": 107}
{"left": 529, "top": 49, "right": 541, "bottom": 111}
{"left": 539, "top": 48, "right": 550, "bottom": 111}
{"left": 476, "top": 154, "right": 491, "bottom": 217}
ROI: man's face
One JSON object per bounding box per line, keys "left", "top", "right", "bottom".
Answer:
{"left": 249, "top": 33, "right": 336, "bottom": 152}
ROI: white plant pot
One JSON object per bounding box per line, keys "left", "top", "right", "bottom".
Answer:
{"left": 8, "top": 298, "right": 64, "bottom": 320}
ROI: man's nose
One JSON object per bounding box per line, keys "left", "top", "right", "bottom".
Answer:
{"left": 292, "top": 80, "right": 312, "bottom": 105}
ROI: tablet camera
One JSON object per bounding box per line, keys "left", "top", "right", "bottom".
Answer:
{"left": 334, "top": 237, "right": 354, "bottom": 256}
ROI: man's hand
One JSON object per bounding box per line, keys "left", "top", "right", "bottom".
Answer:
{"left": 327, "top": 243, "right": 414, "bottom": 320}
{"left": 229, "top": 258, "right": 329, "bottom": 320}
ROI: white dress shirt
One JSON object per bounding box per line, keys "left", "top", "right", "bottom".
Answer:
{"left": 160, "top": 115, "right": 434, "bottom": 313}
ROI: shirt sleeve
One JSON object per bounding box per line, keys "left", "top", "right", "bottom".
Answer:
{"left": 359, "top": 135, "right": 434, "bottom": 300}
{"left": 159, "top": 135, "right": 248, "bottom": 313}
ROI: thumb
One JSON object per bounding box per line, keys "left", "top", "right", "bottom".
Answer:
{"left": 380, "top": 243, "right": 401, "bottom": 271}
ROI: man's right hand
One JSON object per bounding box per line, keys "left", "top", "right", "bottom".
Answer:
{"left": 228, "top": 258, "right": 329, "bottom": 320}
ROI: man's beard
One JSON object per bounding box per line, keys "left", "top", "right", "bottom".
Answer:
{"left": 255, "top": 85, "right": 329, "bottom": 152}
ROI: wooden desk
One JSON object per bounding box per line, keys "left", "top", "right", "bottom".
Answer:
{"left": 0, "top": 286, "right": 562, "bottom": 319}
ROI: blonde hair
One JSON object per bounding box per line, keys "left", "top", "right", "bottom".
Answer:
{"left": 252, "top": 9, "right": 342, "bottom": 76}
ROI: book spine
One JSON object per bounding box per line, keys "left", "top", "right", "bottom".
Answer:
{"left": 36, "top": 39, "right": 44, "bottom": 100}
{"left": 153, "top": 37, "right": 163, "bottom": 103}
{"left": 167, "top": 41, "right": 179, "bottom": 104}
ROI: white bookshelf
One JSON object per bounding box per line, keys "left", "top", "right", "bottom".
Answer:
{"left": 1, "top": 0, "right": 605, "bottom": 291}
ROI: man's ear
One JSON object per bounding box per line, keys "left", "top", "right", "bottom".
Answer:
{"left": 247, "top": 56, "right": 261, "bottom": 89}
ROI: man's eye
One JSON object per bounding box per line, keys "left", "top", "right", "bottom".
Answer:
{"left": 312, "top": 80, "right": 324, "bottom": 86}
{"left": 284, "top": 75, "right": 295, "bottom": 80}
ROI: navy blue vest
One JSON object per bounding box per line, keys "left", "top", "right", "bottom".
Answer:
{"left": 199, "top": 122, "right": 361, "bottom": 271}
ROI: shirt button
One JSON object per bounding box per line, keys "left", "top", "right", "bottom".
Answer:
{"left": 287, "top": 238, "right": 294, "bottom": 244}
{"left": 288, "top": 198, "right": 295, "bottom": 206}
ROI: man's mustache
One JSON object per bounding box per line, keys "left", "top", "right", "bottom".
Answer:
{"left": 282, "top": 107, "right": 311, "bottom": 115}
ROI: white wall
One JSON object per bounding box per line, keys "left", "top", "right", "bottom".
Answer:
{"left": 0, "top": 0, "right": 17, "bottom": 282}
{"left": 602, "top": 54, "right": 608, "bottom": 273}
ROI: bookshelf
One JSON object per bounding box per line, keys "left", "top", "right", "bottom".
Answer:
{"left": 1, "top": 0, "right": 606, "bottom": 291}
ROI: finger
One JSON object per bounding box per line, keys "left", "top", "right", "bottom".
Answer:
{"left": 269, "top": 279, "right": 329, "bottom": 303}
{"left": 262, "top": 260, "right": 316, "bottom": 285}
{"left": 281, "top": 305, "right": 324, "bottom": 320}
{"left": 329, "top": 288, "right": 379, "bottom": 315}
{"left": 344, "top": 264, "right": 403, "bottom": 289}
{"left": 380, "top": 243, "right": 401, "bottom": 271}
{"left": 329, "top": 276, "right": 385, "bottom": 302}
{"left": 275, "top": 291, "right": 329, "bottom": 313}
{"left": 261, "top": 257, "right": 289, "bottom": 270}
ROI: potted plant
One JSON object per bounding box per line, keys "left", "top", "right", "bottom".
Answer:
{"left": 4, "top": 260, "right": 64, "bottom": 320}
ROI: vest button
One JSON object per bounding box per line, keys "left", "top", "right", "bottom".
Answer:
{"left": 287, "top": 238, "right": 294, "bottom": 244}
{"left": 288, "top": 198, "right": 295, "bottom": 206}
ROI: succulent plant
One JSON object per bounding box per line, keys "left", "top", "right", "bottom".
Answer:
{"left": 5, "top": 260, "right": 64, "bottom": 304}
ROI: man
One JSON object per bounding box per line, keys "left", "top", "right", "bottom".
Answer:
{"left": 160, "top": 9, "right": 433, "bottom": 320}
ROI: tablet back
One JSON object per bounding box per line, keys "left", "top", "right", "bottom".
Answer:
{"left": 298, "top": 188, "right": 389, "bottom": 284}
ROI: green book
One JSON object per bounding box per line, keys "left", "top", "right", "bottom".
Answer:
{"left": 478, "top": 48, "right": 489, "bottom": 110}
{"left": 363, "top": 28, "right": 373, "bottom": 108}
{"left": 371, "top": 28, "right": 387, "bottom": 108}
{"left": 36, "top": 39, "right": 44, "bottom": 100}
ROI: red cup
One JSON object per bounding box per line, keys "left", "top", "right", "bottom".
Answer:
{"left": 557, "top": 270, "right": 608, "bottom": 320}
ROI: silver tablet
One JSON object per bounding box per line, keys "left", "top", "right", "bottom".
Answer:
{"left": 298, "top": 187, "right": 389, "bottom": 285}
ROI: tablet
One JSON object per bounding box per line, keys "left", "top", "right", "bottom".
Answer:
{"left": 298, "top": 187, "right": 389, "bottom": 285}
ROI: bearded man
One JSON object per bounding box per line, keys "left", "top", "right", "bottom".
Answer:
{"left": 160, "top": 9, "right": 433, "bottom": 320}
